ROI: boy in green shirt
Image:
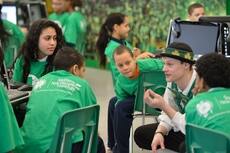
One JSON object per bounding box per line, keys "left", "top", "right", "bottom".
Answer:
{"left": 18, "top": 46, "right": 105, "bottom": 153}
{"left": 186, "top": 53, "right": 230, "bottom": 135}
{"left": 109, "top": 45, "right": 163, "bottom": 153}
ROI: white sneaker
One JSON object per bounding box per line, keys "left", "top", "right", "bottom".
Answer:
{"left": 106, "top": 147, "right": 113, "bottom": 153}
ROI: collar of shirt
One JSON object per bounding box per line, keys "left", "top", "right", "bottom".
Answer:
{"left": 110, "top": 37, "right": 127, "bottom": 46}
{"left": 177, "top": 69, "right": 197, "bottom": 96}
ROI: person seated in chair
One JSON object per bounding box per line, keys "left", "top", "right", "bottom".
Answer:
{"left": 17, "top": 47, "right": 105, "bottom": 153}
{"left": 0, "top": 46, "right": 24, "bottom": 153}
{"left": 134, "top": 42, "right": 196, "bottom": 153}
{"left": 186, "top": 53, "right": 230, "bottom": 135}
{"left": 108, "top": 45, "right": 163, "bottom": 153}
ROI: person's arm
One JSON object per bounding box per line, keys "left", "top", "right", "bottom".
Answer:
{"left": 144, "top": 89, "right": 186, "bottom": 133}
{"left": 136, "top": 51, "right": 155, "bottom": 59}
{"left": 144, "top": 89, "right": 177, "bottom": 116}
{"left": 137, "top": 58, "right": 164, "bottom": 72}
{"left": 12, "top": 57, "right": 24, "bottom": 83}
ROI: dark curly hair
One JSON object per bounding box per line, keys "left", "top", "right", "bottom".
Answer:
{"left": 196, "top": 53, "right": 230, "bottom": 88}
{"left": 16, "top": 19, "right": 65, "bottom": 83}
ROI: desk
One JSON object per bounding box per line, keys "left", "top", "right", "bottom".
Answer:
{"left": 8, "top": 90, "right": 30, "bottom": 127}
{"left": 8, "top": 89, "right": 30, "bottom": 105}
{"left": 10, "top": 94, "right": 30, "bottom": 105}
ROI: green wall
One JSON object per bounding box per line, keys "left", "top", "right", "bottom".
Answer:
{"left": 81, "top": 0, "right": 226, "bottom": 67}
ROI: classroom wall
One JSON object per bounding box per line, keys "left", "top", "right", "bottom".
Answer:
{"left": 80, "top": 0, "right": 225, "bottom": 57}
{"left": 46, "top": 0, "right": 226, "bottom": 67}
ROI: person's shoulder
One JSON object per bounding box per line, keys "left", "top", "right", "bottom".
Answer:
{"left": 2, "top": 19, "right": 21, "bottom": 31}
{"left": 72, "top": 11, "right": 85, "bottom": 18}
{"left": 186, "top": 92, "right": 209, "bottom": 109}
{"left": 67, "top": 11, "right": 84, "bottom": 20}
{"left": 2, "top": 19, "right": 14, "bottom": 26}
{"left": 105, "top": 40, "right": 120, "bottom": 55}
{"left": 48, "top": 13, "right": 57, "bottom": 19}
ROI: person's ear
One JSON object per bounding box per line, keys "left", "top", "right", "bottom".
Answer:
{"left": 184, "top": 63, "right": 190, "bottom": 69}
{"left": 69, "top": 64, "right": 79, "bottom": 75}
{"left": 113, "top": 24, "right": 119, "bottom": 32}
{"left": 201, "top": 77, "right": 209, "bottom": 91}
{"left": 198, "top": 77, "right": 208, "bottom": 93}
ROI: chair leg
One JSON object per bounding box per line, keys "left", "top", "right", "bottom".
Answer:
{"left": 129, "top": 123, "right": 133, "bottom": 153}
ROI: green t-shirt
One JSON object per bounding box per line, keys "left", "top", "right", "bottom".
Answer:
{"left": 2, "top": 20, "right": 25, "bottom": 68}
{"left": 18, "top": 70, "right": 96, "bottom": 153}
{"left": 105, "top": 39, "right": 132, "bottom": 87}
{"left": 13, "top": 57, "right": 47, "bottom": 86}
{"left": 48, "top": 12, "right": 69, "bottom": 30}
{"left": 64, "top": 11, "right": 87, "bottom": 54}
{"left": 0, "top": 83, "right": 24, "bottom": 152}
{"left": 115, "top": 58, "right": 163, "bottom": 103}
{"left": 186, "top": 88, "right": 230, "bottom": 135}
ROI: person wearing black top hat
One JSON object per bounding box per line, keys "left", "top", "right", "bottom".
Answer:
{"left": 134, "top": 42, "right": 196, "bottom": 153}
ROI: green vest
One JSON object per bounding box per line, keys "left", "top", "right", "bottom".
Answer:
{"left": 169, "top": 81, "right": 195, "bottom": 113}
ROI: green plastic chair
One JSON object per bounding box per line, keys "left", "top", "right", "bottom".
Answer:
{"left": 186, "top": 123, "right": 230, "bottom": 153}
{"left": 49, "top": 104, "right": 100, "bottom": 153}
{"left": 130, "top": 70, "right": 167, "bottom": 153}
{"left": 134, "top": 70, "right": 167, "bottom": 116}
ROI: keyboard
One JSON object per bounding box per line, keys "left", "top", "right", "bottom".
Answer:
{"left": 7, "top": 89, "right": 29, "bottom": 102}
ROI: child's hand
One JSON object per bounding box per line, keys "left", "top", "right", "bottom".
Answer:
{"left": 136, "top": 52, "right": 155, "bottom": 59}
{"left": 133, "top": 47, "right": 142, "bottom": 58}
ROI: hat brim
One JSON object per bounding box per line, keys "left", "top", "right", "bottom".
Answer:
{"left": 160, "top": 53, "right": 195, "bottom": 64}
{"left": 155, "top": 48, "right": 195, "bottom": 64}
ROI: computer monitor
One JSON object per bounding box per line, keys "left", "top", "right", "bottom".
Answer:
{"left": 199, "top": 16, "right": 230, "bottom": 58}
{"left": 27, "top": 2, "right": 47, "bottom": 23}
{"left": 1, "top": 4, "right": 17, "bottom": 24}
{"left": 167, "top": 20, "right": 219, "bottom": 60}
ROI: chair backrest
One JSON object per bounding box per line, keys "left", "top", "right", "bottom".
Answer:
{"left": 134, "top": 70, "right": 167, "bottom": 115}
{"left": 186, "top": 123, "right": 230, "bottom": 153}
{"left": 49, "top": 104, "right": 100, "bottom": 153}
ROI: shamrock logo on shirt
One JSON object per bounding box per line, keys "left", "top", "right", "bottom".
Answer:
{"left": 196, "top": 100, "right": 213, "bottom": 118}
{"left": 34, "top": 79, "right": 46, "bottom": 90}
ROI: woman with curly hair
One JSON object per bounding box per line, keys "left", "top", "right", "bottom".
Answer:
{"left": 13, "top": 19, "right": 65, "bottom": 86}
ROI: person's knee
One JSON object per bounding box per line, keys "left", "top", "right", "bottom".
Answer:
{"left": 108, "top": 97, "right": 117, "bottom": 113}
{"left": 134, "top": 126, "right": 143, "bottom": 143}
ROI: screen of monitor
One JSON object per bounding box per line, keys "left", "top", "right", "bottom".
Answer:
{"left": 199, "top": 16, "right": 230, "bottom": 58}
{"left": 167, "top": 20, "right": 219, "bottom": 60}
{"left": 1, "top": 5, "right": 17, "bottom": 24}
{"left": 28, "top": 3, "right": 47, "bottom": 22}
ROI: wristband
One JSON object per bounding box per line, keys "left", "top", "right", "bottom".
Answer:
{"left": 155, "top": 131, "right": 164, "bottom": 137}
